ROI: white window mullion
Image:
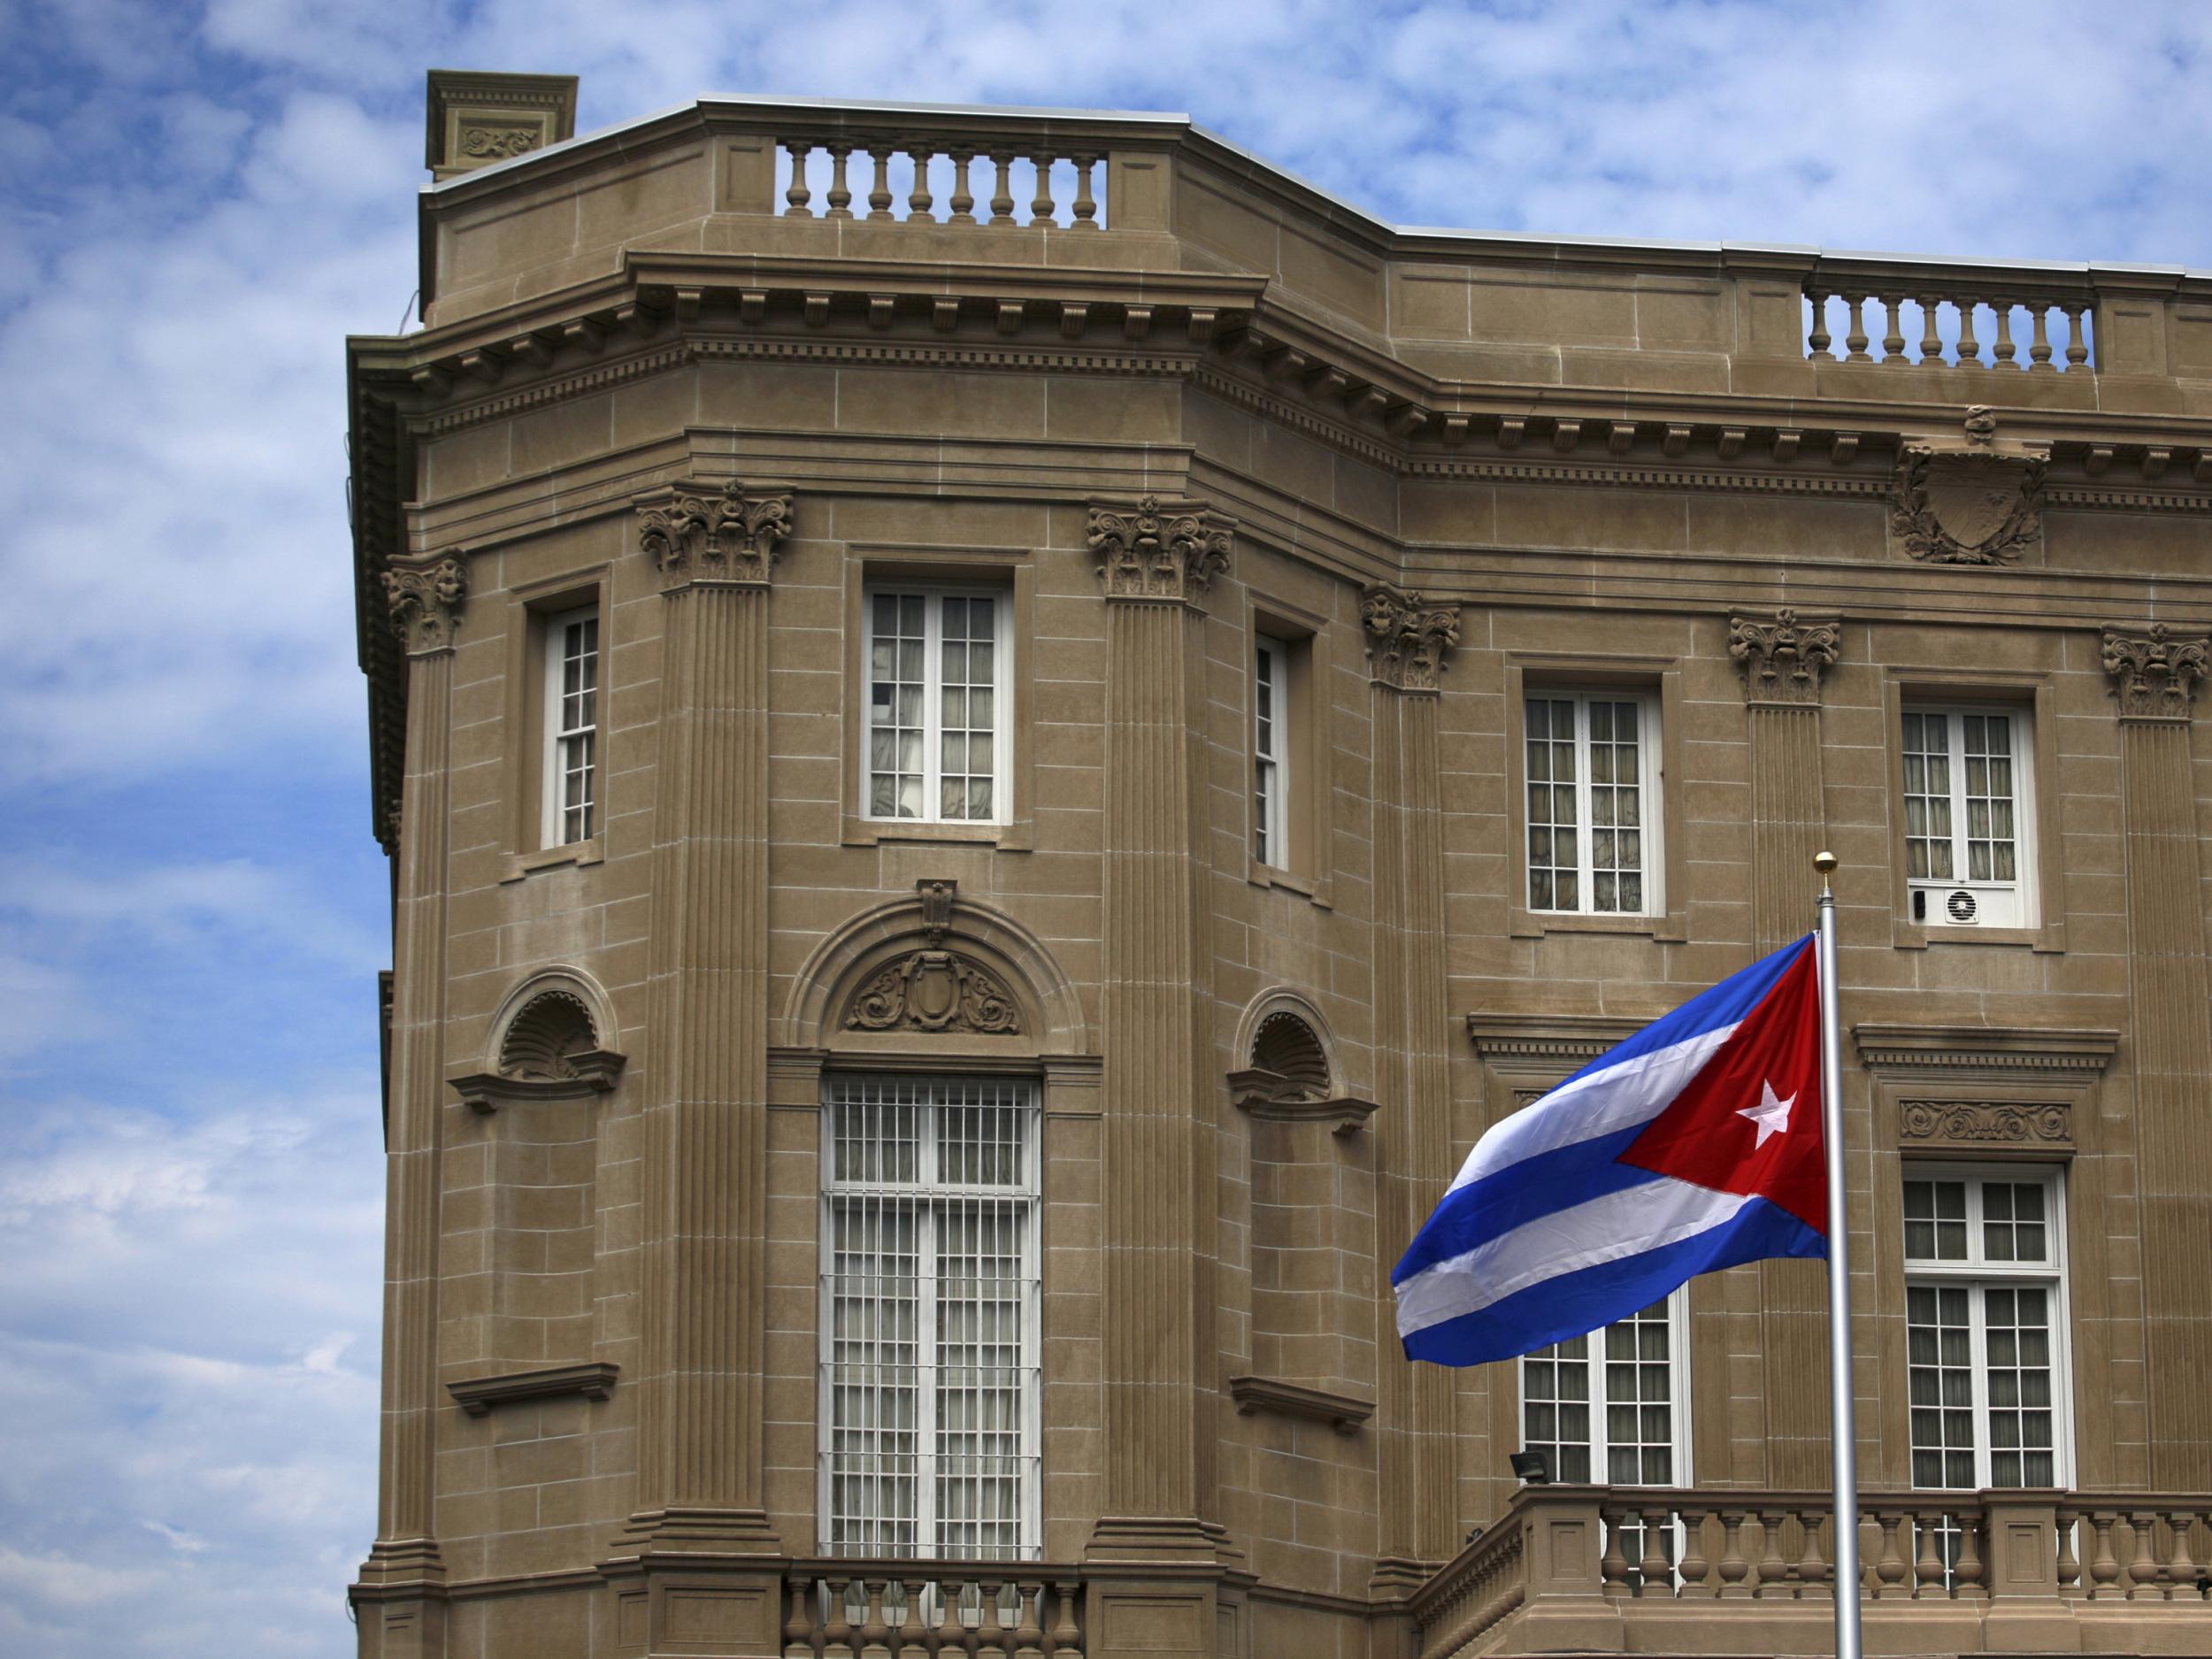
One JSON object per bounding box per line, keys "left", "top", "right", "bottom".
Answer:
{"left": 1574, "top": 700, "right": 1597, "bottom": 907}
{"left": 921, "top": 597, "right": 944, "bottom": 826}
{"left": 1966, "top": 1277, "right": 1993, "bottom": 1492}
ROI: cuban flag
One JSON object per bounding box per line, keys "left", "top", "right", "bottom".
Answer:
{"left": 1394, "top": 936, "right": 1829, "bottom": 1367}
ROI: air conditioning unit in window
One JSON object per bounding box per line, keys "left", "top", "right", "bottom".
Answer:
{"left": 1909, "top": 880, "right": 2025, "bottom": 929}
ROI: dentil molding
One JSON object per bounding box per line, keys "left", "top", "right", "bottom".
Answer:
{"left": 1728, "top": 606, "right": 1840, "bottom": 707}
{"left": 1087, "top": 493, "right": 1233, "bottom": 604}
{"left": 635, "top": 478, "right": 793, "bottom": 587}
{"left": 2101, "top": 622, "right": 2208, "bottom": 724}
{"left": 1361, "top": 582, "right": 1462, "bottom": 692}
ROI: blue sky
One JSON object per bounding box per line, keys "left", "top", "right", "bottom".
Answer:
{"left": 1, "top": 1, "right": 2208, "bottom": 1652}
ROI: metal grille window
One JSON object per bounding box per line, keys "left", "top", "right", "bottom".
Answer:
{"left": 1525, "top": 692, "right": 1661, "bottom": 916}
{"left": 820, "top": 1075, "right": 1040, "bottom": 1559}
{"left": 864, "top": 588, "right": 1009, "bottom": 824}
{"left": 1253, "top": 635, "right": 1287, "bottom": 866}
{"left": 541, "top": 606, "right": 599, "bottom": 846}
{"left": 1904, "top": 1169, "right": 2069, "bottom": 1492}
{"left": 1901, "top": 705, "right": 2033, "bottom": 927}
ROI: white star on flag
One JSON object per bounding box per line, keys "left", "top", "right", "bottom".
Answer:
{"left": 1739, "top": 1080, "right": 1795, "bottom": 1148}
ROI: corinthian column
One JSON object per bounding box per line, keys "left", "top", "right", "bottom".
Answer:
{"left": 1360, "top": 584, "right": 1462, "bottom": 1596}
{"left": 1728, "top": 606, "right": 1841, "bottom": 1488}
{"left": 2101, "top": 623, "right": 2212, "bottom": 1484}
{"left": 605, "top": 482, "right": 791, "bottom": 1607}
{"left": 354, "top": 554, "right": 467, "bottom": 1659}
{"left": 1085, "top": 495, "right": 1235, "bottom": 1568}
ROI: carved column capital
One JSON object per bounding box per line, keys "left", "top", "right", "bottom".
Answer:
{"left": 636, "top": 479, "right": 793, "bottom": 588}
{"left": 1728, "top": 607, "right": 1840, "bottom": 706}
{"left": 382, "top": 556, "right": 468, "bottom": 655}
{"left": 1360, "top": 582, "right": 1461, "bottom": 692}
{"left": 1087, "top": 493, "right": 1233, "bottom": 603}
{"left": 2101, "top": 623, "right": 2208, "bottom": 723}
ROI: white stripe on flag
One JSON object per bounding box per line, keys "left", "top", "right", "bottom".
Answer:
{"left": 1395, "top": 1176, "right": 1752, "bottom": 1338}
{"left": 1446, "top": 1021, "right": 1743, "bottom": 1195}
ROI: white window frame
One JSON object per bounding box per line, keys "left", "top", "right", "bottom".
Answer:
{"left": 1901, "top": 702, "right": 2038, "bottom": 929}
{"left": 1518, "top": 1289, "right": 1693, "bottom": 1487}
{"left": 818, "top": 1074, "right": 1042, "bottom": 1562}
{"left": 1902, "top": 1163, "right": 2073, "bottom": 1493}
{"left": 540, "top": 604, "right": 599, "bottom": 849}
{"left": 862, "top": 584, "right": 1013, "bottom": 826}
{"left": 1253, "top": 634, "right": 1288, "bottom": 868}
{"left": 1523, "top": 689, "right": 1664, "bottom": 917}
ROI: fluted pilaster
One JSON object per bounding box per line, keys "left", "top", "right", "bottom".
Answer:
{"left": 2104, "top": 624, "right": 2212, "bottom": 1483}
{"left": 1363, "top": 583, "right": 1460, "bottom": 1589}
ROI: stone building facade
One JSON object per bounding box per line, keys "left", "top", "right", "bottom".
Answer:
{"left": 345, "top": 71, "right": 2212, "bottom": 1659}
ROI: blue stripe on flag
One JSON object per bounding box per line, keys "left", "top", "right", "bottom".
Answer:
{"left": 1399, "top": 1197, "right": 1825, "bottom": 1368}
{"left": 1389, "top": 1124, "right": 1661, "bottom": 1286}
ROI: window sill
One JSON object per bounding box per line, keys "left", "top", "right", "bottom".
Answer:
{"left": 1247, "top": 858, "right": 1331, "bottom": 908}
{"left": 1893, "top": 919, "right": 2060, "bottom": 953}
{"left": 841, "top": 815, "right": 1031, "bottom": 851}
{"left": 1509, "top": 907, "right": 1686, "bottom": 942}
{"left": 502, "top": 840, "right": 603, "bottom": 882}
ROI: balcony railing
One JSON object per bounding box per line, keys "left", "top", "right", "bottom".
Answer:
{"left": 1413, "top": 1485, "right": 2212, "bottom": 1659}
{"left": 782, "top": 1560, "right": 1086, "bottom": 1656}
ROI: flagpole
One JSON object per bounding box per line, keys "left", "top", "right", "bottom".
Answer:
{"left": 1815, "top": 850, "right": 1862, "bottom": 1659}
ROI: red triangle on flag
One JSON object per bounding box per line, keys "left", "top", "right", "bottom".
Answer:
{"left": 1617, "top": 945, "right": 1828, "bottom": 1233}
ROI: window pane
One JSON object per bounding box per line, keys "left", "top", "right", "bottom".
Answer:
{"left": 1907, "top": 1278, "right": 1977, "bottom": 1489}
{"left": 1525, "top": 699, "right": 1580, "bottom": 912}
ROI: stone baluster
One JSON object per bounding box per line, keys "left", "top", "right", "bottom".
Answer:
{"left": 2029, "top": 303, "right": 2055, "bottom": 369}
{"left": 1756, "top": 1509, "right": 1793, "bottom": 1599}
{"left": 866, "top": 144, "right": 895, "bottom": 219}
{"left": 856, "top": 1578, "right": 893, "bottom": 1657}
{"left": 892, "top": 1578, "right": 927, "bottom": 1659}
{"left": 785, "top": 1572, "right": 817, "bottom": 1656}
{"left": 1992, "top": 300, "right": 2019, "bottom": 367}
{"left": 1918, "top": 295, "right": 1943, "bottom": 365}
{"left": 2064, "top": 303, "right": 2092, "bottom": 369}
{"left": 1957, "top": 299, "right": 1982, "bottom": 366}
{"left": 947, "top": 148, "right": 977, "bottom": 225}
{"left": 1954, "top": 1512, "right": 1985, "bottom": 1601}
{"left": 1881, "top": 293, "right": 1907, "bottom": 364}
{"left": 1875, "top": 1509, "right": 1910, "bottom": 1598}
{"left": 2056, "top": 1509, "right": 2082, "bottom": 1595}
{"left": 1678, "top": 1506, "right": 1713, "bottom": 1597}
{"left": 1028, "top": 151, "right": 1056, "bottom": 225}
{"left": 1601, "top": 1508, "right": 1633, "bottom": 1601}
{"left": 1639, "top": 1507, "right": 1673, "bottom": 1597}
{"left": 1844, "top": 292, "right": 1872, "bottom": 361}
{"left": 904, "top": 143, "right": 934, "bottom": 219}
{"left": 2088, "top": 1510, "right": 2123, "bottom": 1598}
{"left": 936, "top": 1578, "right": 968, "bottom": 1654}
{"left": 823, "top": 1576, "right": 855, "bottom": 1655}
{"left": 1048, "top": 1578, "right": 1081, "bottom": 1654}
{"left": 784, "top": 142, "right": 813, "bottom": 215}
{"left": 2129, "top": 1512, "right": 2164, "bottom": 1599}
{"left": 977, "top": 1579, "right": 1008, "bottom": 1659}
{"left": 987, "top": 150, "right": 1016, "bottom": 226}
{"left": 1010, "top": 1582, "right": 1047, "bottom": 1656}
{"left": 1717, "top": 1509, "right": 1752, "bottom": 1599}
{"left": 1915, "top": 1513, "right": 1947, "bottom": 1598}
{"left": 1070, "top": 154, "right": 1099, "bottom": 228}
{"left": 1795, "top": 1507, "right": 1831, "bottom": 1601}
{"left": 1807, "top": 288, "right": 1832, "bottom": 357}
{"left": 2163, "top": 1509, "right": 2197, "bottom": 1601}
{"left": 825, "top": 142, "right": 854, "bottom": 218}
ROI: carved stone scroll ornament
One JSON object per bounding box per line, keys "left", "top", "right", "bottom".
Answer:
{"left": 459, "top": 124, "right": 541, "bottom": 160}
{"left": 382, "top": 556, "right": 468, "bottom": 654}
{"left": 1728, "top": 607, "right": 1840, "bottom": 706}
{"left": 2101, "top": 623, "right": 2208, "bottom": 724}
{"left": 1900, "top": 1101, "right": 2071, "bottom": 1148}
{"left": 636, "top": 480, "right": 793, "bottom": 586}
{"left": 1889, "top": 408, "right": 2048, "bottom": 566}
{"left": 1087, "top": 494, "right": 1233, "bottom": 603}
{"left": 845, "top": 949, "right": 1020, "bottom": 1034}
{"left": 1361, "top": 582, "right": 1461, "bottom": 691}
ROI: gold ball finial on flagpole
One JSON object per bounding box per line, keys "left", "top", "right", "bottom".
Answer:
{"left": 1814, "top": 849, "right": 1838, "bottom": 894}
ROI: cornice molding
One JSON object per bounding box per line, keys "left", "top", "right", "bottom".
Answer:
{"left": 635, "top": 479, "right": 792, "bottom": 588}
{"left": 1227, "top": 1070, "right": 1377, "bottom": 1136}
{"left": 2101, "top": 622, "right": 2208, "bottom": 724}
{"left": 450, "top": 1049, "right": 625, "bottom": 1116}
{"left": 1464, "top": 1012, "right": 1647, "bottom": 1073}
{"left": 1852, "top": 1023, "right": 2117, "bottom": 1078}
{"left": 382, "top": 555, "right": 468, "bottom": 655}
{"left": 1361, "top": 581, "right": 1461, "bottom": 691}
{"left": 1729, "top": 606, "right": 1840, "bottom": 707}
{"left": 1087, "top": 492, "right": 1233, "bottom": 603}
{"left": 1226, "top": 1374, "right": 1374, "bottom": 1433}
{"left": 446, "top": 1362, "right": 618, "bottom": 1417}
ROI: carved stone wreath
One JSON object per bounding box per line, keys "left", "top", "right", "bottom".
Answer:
{"left": 1900, "top": 1101, "right": 2071, "bottom": 1148}
{"left": 1890, "top": 443, "right": 2047, "bottom": 566}
{"left": 845, "top": 949, "right": 1021, "bottom": 1034}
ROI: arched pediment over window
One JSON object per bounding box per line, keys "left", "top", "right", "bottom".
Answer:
{"left": 780, "top": 879, "right": 1089, "bottom": 1057}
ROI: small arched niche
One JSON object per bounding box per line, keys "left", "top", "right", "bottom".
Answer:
{"left": 1229, "top": 987, "right": 1370, "bottom": 1134}
{"left": 455, "top": 969, "right": 626, "bottom": 1113}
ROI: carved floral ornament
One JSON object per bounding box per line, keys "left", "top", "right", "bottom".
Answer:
{"left": 1900, "top": 1101, "right": 2071, "bottom": 1149}
{"left": 1361, "top": 582, "right": 1461, "bottom": 691}
{"left": 383, "top": 556, "right": 468, "bottom": 654}
{"left": 636, "top": 480, "right": 793, "bottom": 586}
{"left": 1889, "top": 407, "right": 2048, "bottom": 567}
{"left": 2101, "top": 623, "right": 2208, "bottom": 724}
{"left": 1728, "top": 607, "right": 1840, "bottom": 706}
{"left": 1087, "top": 494, "right": 1233, "bottom": 603}
{"left": 844, "top": 949, "right": 1021, "bottom": 1035}
{"left": 458, "top": 124, "right": 541, "bottom": 159}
